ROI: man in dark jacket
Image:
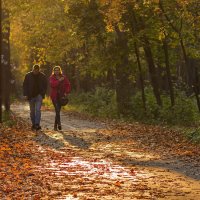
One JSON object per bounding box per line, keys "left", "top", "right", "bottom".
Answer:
{"left": 23, "top": 64, "right": 47, "bottom": 130}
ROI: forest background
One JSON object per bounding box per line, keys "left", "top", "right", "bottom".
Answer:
{"left": 1, "top": 0, "right": 200, "bottom": 140}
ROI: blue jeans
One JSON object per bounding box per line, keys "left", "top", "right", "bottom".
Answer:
{"left": 53, "top": 100, "right": 62, "bottom": 125}
{"left": 29, "top": 95, "right": 43, "bottom": 126}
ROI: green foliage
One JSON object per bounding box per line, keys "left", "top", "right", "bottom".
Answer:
{"left": 130, "top": 88, "right": 160, "bottom": 121}
{"left": 68, "top": 86, "right": 200, "bottom": 127}
{"left": 69, "top": 87, "right": 118, "bottom": 118}
{"left": 130, "top": 88, "right": 200, "bottom": 126}
{"left": 185, "top": 128, "right": 200, "bottom": 144}
{"left": 160, "top": 93, "right": 198, "bottom": 126}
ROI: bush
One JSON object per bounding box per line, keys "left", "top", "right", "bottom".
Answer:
{"left": 185, "top": 128, "right": 200, "bottom": 143}
{"left": 130, "top": 88, "right": 199, "bottom": 126}
{"left": 69, "top": 87, "right": 118, "bottom": 118}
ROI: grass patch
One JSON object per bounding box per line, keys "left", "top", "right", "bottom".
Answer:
{"left": 2, "top": 111, "right": 16, "bottom": 127}
{"left": 184, "top": 128, "right": 200, "bottom": 144}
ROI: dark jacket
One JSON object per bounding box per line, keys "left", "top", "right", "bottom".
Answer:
{"left": 23, "top": 71, "right": 47, "bottom": 100}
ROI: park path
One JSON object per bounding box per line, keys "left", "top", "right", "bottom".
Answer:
{"left": 1, "top": 102, "right": 200, "bottom": 199}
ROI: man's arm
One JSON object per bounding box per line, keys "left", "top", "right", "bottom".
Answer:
{"left": 23, "top": 74, "right": 28, "bottom": 97}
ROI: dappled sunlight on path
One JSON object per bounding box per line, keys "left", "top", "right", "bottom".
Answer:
{"left": 2, "top": 103, "right": 199, "bottom": 199}
{"left": 32, "top": 144, "right": 156, "bottom": 200}
{"left": 31, "top": 128, "right": 200, "bottom": 200}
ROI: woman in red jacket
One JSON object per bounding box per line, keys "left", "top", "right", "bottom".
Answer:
{"left": 50, "top": 66, "right": 71, "bottom": 130}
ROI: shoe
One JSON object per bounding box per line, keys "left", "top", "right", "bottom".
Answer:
{"left": 31, "top": 125, "right": 35, "bottom": 131}
{"left": 58, "top": 124, "right": 62, "bottom": 130}
{"left": 54, "top": 124, "right": 58, "bottom": 131}
{"left": 35, "top": 124, "right": 41, "bottom": 131}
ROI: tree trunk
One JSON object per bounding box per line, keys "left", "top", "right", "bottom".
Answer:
{"left": 188, "top": 58, "right": 200, "bottom": 112}
{"left": 2, "top": 9, "right": 11, "bottom": 111}
{"left": 134, "top": 42, "right": 146, "bottom": 110}
{"left": 163, "top": 39, "right": 175, "bottom": 106}
{"left": 143, "top": 36, "right": 162, "bottom": 106}
{"left": 159, "top": 0, "right": 192, "bottom": 91}
{"left": 194, "top": 65, "right": 200, "bottom": 112}
{"left": 128, "top": 5, "right": 162, "bottom": 106}
{"left": 179, "top": 38, "right": 191, "bottom": 87}
{"left": 114, "top": 25, "right": 132, "bottom": 116}
{"left": 106, "top": 68, "right": 115, "bottom": 89}
{"left": 179, "top": 38, "right": 200, "bottom": 112}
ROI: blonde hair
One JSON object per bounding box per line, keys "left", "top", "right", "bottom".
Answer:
{"left": 52, "top": 66, "right": 63, "bottom": 75}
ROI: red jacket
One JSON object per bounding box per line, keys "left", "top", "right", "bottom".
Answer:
{"left": 49, "top": 74, "right": 71, "bottom": 102}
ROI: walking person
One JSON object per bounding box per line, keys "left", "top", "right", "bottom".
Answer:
{"left": 49, "top": 66, "right": 71, "bottom": 131}
{"left": 23, "top": 64, "right": 47, "bottom": 130}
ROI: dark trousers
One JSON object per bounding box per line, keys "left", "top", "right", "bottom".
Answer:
{"left": 53, "top": 100, "right": 62, "bottom": 125}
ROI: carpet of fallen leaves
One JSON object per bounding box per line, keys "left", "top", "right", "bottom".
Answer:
{"left": 0, "top": 112, "right": 200, "bottom": 200}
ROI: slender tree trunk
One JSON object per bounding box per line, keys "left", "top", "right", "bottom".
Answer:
{"left": 143, "top": 36, "right": 162, "bottom": 106}
{"left": 194, "top": 66, "right": 200, "bottom": 112}
{"left": 163, "top": 39, "right": 175, "bottom": 106}
{"left": 134, "top": 42, "right": 146, "bottom": 110}
{"left": 179, "top": 38, "right": 190, "bottom": 86}
{"left": 159, "top": 0, "right": 191, "bottom": 88}
{"left": 4, "top": 24, "right": 11, "bottom": 111}
{"left": 2, "top": 9, "right": 11, "bottom": 111}
{"left": 188, "top": 59, "right": 200, "bottom": 112}
{"left": 106, "top": 68, "right": 115, "bottom": 89}
{"left": 114, "top": 25, "right": 132, "bottom": 116}
{"left": 179, "top": 35, "right": 200, "bottom": 111}
{"left": 128, "top": 5, "right": 162, "bottom": 106}
{"left": 192, "top": 9, "right": 200, "bottom": 110}
{"left": 180, "top": 38, "right": 200, "bottom": 112}
{"left": 180, "top": 39, "right": 200, "bottom": 111}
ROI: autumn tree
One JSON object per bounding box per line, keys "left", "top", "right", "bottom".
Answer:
{"left": 1, "top": 9, "right": 11, "bottom": 111}
{"left": 4, "top": 0, "right": 200, "bottom": 120}
{"left": 158, "top": 0, "right": 200, "bottom": 110}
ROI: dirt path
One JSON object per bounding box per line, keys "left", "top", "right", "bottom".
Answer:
{"left": 6, "top": 103, "right": 200, "bottom": 199}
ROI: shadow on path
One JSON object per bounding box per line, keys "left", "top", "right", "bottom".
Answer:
{"left": 32, "top": 129, "right": 200, "bottom": 182}
{"left": 61, "top": 132, "right": 91, "bottom": 149}
{"left": 33, "top": 131, "right": 65, "bottom": 150}
{"left": 121, "top": 158, "right": 200, "bottom": 181}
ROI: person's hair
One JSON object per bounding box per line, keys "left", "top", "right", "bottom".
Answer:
{"left": 52, "top": 66, "right": 63, "bottom": 75}
{"left": 32, "top": 64, "right": 40, "bottom": 71}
